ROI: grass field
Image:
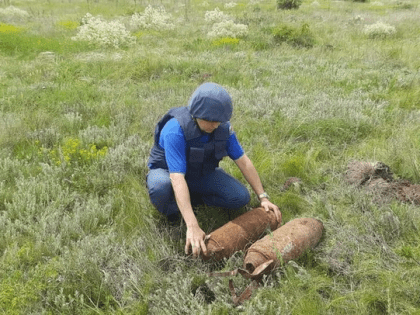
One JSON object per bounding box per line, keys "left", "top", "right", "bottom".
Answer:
{"left": 1, "top": 0, "right": 420, "bottom": 313}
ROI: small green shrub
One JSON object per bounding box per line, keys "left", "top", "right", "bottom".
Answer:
{"left": 272, "top": 23, "right": 315, "bottom": 48}
{"left": 0, "top": 271, "right": 45, "bottom": 314}
{"left": 38, "top": 137, "right": 107, "bottom": 167}
{"left": 0, "top": 22, "right": 24, "bottom": 33}
{"left": 277, "top": 0, "right": 302, "bottom": 10}
{"left": 212, "top": 37, "right": 240, "bottom": 47}
{"left": 56, "top": 20, "right": 79, "bottom": 30}
{"left": 250, "top": 38, "right": 271, "bottom": 51}
{"left": 394, "top": 1, "right": 416, "bottom": 9}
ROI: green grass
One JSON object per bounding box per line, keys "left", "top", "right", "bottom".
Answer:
{"left": 0, "top": 28, "right": 89, "bottom": 59}
{"left": 1, "top": 0, "right": 420, "bottom": 313}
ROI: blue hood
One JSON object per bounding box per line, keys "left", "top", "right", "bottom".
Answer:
{"left": 187, "top": 82, "right": 233, "bottom": 122}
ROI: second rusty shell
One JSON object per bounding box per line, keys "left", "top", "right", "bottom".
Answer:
{"left": 202, "top": 207, "right": 281, "bottom": 262}
{"left": 243, "top": 218, "right": 323, "bottom": 275}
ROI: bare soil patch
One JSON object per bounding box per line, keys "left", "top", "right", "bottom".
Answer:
{"left": 344, "top": 160, "right": 420, "bottom": 205}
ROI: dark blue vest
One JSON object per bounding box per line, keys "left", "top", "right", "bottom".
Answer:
{"left": 148, "top": 107, "right": 229, "bottom": 179}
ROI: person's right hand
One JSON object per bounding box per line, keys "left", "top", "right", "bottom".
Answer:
{"left": 185, "top": 224, "right": 208, "bottom": 258}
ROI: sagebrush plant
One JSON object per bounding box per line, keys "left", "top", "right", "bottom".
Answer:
{"left": 207, "top": 20, "right": 248, "bottom": 38}
{"left": 130, "top": 5, "right": 175, "bottom": 31}
{"left": 363, "top": 21, "right": 397, "bottom": 39}
{"left": 204, "top": 7, "right": 247, "bottom": 39}
{"left": 224, "top": 2, "right": 238, "bottom": 9}
{"left": 204, "top": 7, "right": 232, "bottom": 23}
{"left": 0, "top": 5, "right": 29, "bottom": 21}
{"left": 2, "top": 0, "right": 420, "bottom": 314}
{"left": 72, "top": 13, "right": 135, "bottom": 48}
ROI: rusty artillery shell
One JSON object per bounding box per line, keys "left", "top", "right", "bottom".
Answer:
{"left": 202, "top": 207, "right": 281, "bottom": 262}
{"left": 243, "top": 218, "right": 323, "bottom": 275}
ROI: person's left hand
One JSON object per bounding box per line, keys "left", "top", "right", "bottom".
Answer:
{"left": 261, "top": 199, "right": 282, "bottom": 225}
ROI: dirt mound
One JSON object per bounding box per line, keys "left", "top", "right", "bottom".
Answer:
{"left": 344, "top": 161, "right": 394, "bottom": 185}
{"left": 281, "top": 177, "right": 302, "bottom": 192}
{"left": 345, "top": 161, "right": 420, "bottom": 205}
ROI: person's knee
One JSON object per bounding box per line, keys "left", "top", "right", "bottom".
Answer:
{"left": 225, "top": 187, "right": 250, "bottom": 208}
{"left": 148, "top": 174, "right": 173, "bottom": 205}
{"left": 237, "top": 188, "right": 250, "bottom": 207}
{"left": 152, "top": 178, "right": 172, "bottom": 195}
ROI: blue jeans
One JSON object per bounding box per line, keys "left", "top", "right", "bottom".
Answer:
{"left": 146, "top": 168, "right": 250, "bottom": 216}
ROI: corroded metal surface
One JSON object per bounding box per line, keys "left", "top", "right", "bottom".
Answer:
{"left": 243, "top": 218, "right": 324, "bottom": 275}
{"left": 208, "top": 217, "right": 323, "bottom": 305}
{"left": 229, "top": 279, "right": 259, "bottom": 306}
{"left": 202, "top": 207, "right": 281, "bottom": 262}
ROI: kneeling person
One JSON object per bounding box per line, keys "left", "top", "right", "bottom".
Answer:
{"left": 147, "top": 82, "right": 281, "bottom": 258}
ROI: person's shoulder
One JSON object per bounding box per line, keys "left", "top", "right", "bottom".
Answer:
{"left": 226, "top": 121, "right": 235, "bottom": 136}
{"left": 162, "top": 118, "right": 183, "bottom": 134}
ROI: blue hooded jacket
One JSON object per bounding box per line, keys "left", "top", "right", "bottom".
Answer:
{"left": 148, "top": 83, "right": 233, "bottom": 179}
{"left": 187, "top": 82, "right": 232, "bottom": 122}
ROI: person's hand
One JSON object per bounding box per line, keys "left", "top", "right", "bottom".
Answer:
{"left": 261, "top": 199, "right": 282, "bottom": 225}
{"left": 185, "top": 224, "right": 208, "bottom": 258}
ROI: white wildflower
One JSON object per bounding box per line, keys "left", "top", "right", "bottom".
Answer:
{"left": 71, "top": 13, "right": 135, "bottom": 48}
{"left": 200, "top": 1, "right": 209, "bottom": 7}
{"left": 111, "top": 52, "right": 124, "bottom": 61}
{"left": 234, "top": 51, "right": 246, "bottom": 59}
{"left": 363, "top": 21, "right": 396, "bottom": 39}
{"left": 207, "top": 20, "right": 248, "bottom": 38}
{"left": 371, "top": 1, "right": 384, "bottom": 6}
{"left": 353, "top": 15, "right": 364, "bottom": 23}
{"left": 224, "top": 2, "right": 237, "bottom": 9}
{"left": 37, "top": 51, "right": 56, "bottom": 62}
{"left": 204, "top": 8, "right": 231, "bottom": 23}
{"left": 130, "top": 5, "right": 175, "bottom": 31}
{"left": 75, "top": 52, "right": 106, "bottom": 62}
{"left": 0, "top": 6, "right": 29, "bottom": 20}
{"left": 64, "top": 112, "right": 83, "bottom": 125}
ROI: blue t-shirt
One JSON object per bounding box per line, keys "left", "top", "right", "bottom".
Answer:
{"left": 159, "top": 118, "right": 244, "bottom": 174}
